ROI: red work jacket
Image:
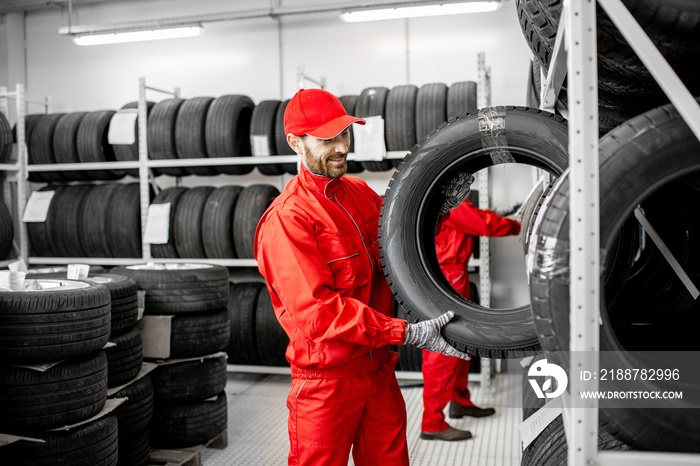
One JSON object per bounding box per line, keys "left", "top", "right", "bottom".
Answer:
{"left": 436, "top": 200, "right": 520, "bottom": 294}
{"left": 254, "top": 164, "right": 406, "bottom": 373}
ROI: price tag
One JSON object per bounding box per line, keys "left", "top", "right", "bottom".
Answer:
{"left": 352, "top": 116, "right": 386, "bottom": 162}
{"left": 252, "top": 135, "right": 271, "bottom": 156}
{"left": 23, "top": 190, "right": 55, "bottom": 222}
{"left": 143, "top": 203, "right": 171, "bottom": 244}
{"left": 107, "top": 110, "right": 138, "bottom": 145}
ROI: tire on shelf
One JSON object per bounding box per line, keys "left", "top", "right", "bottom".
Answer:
{"left": 49, "top": 183, "right": 93, "bottom": 257}
{"left": 274, "top": 99, "right": 299, "bottom": 175}
{"left": 205, "top": 94, "right": 256, "bottom": 175}
{"left": 0, "top": 351, "right": 108, "bottom": 432}
{"left": 232, "top": 184, "right": 280, "bottom": 259}
{"left": 148, "top": 98, "right": 189, "bottom": 177}
{"left": 447, "top": 81, "right": 477, "bottom": 119}
{"left": 338, "top": 94, "right": 364, "bottom": 173}
{"left": 150, "top": 186, "right": 188, "bottom": 259}
{"left": 355, "top": 86, "right": 393, "bottom": 172}
{"left": 385, "top": 85, "right": 418, "bottom": 155}
{"left": 76, "top": 109, "right": 125, "bottom": 180}
{"left": 53, "top": 111, "right": 91, "bottom": 181}
{"left": 227, "top": 281, "right": 263, "bottom": 365}
{"left": 379, "top": 107, "right": 569, "bottom": 358}
{"left": 173, "top": 185, "right": 215, "bottom": 258}
{"left": 202, "top": 185, "right": 243, "bottom": 258}
{"left": 256, "top": 286, "right": 289, "bottom": 366}
{"left": 0, "top": 201, "right": 13, "bottom": 260}
{"left": 27, "top": 113, "right": 67, "bottom": 182}
{"left": 79, "top": 183, "right": 121, "bottom": 257}
{"left": 150, "top": 354, "right": 227, "bottom": 403}
{"left": 106, "top": 182, "right": 149, "bottom": 258}
{"left": 0, "top": 278, "right": 111, "bottom": 363}
{"left": 175, "top": 96, "right": 218, "bottom": 176}
{"left": 251, "top": 99, "right": 286, "bottom": 176}
{"left": 111, "top": 263, "right": 229, "bottom": 314}
{"left": 109, "top": 375, "right": 154, "bottom": 435}
{"left": 112, "top": 100, "right": 155, "bottom": 178}
{"left": 1, "top": 412, "right": 118, "bottom": 466}
{"left": 170, "top": 308, "right": 230, "bottom": 359}
{"left": 415, "top": 82, "right": 448, "bottom": 143}
{"left": 528, "top": 100, "right": 700, "bottom": 452}
{"left": 105, "top": 326, "right": 143, "bottom": 388}
{"left": 0, "top": 110, "right": 12, "bottom": 163}
{"left": 151, "top": 392, "right": 228, "bottom": 449}
{"left": 26, "top": 184, "right": 63, "bottom": 257}
{"left": 16, "top": 114, "right": 47, "bottom": 182}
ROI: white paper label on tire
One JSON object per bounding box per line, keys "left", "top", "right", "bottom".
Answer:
{"left": 107, "top": 110, "right": 138, "bottom": 145}
{"left": 144, "top": 203, "right": 171, "bottom": 244}
{"left": 352, "top": 116, "right": 386, "bottom": 161}
{"left": 252, "top": 135, "right": 270, "bottom": 156}
{"left": 519, "top": 395, "right": 562, "bottom": 450}
{"left": 22, "top": 190, "right": 55, "bottom": 222}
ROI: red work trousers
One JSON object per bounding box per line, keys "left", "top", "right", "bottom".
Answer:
{"left": 286, "top": 352, "right": 409, "bottom": 466}
{"left": 421, "top": 267, "right": 473, "bottom": 432}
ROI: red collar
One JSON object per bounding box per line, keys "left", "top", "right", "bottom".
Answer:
{"left": 298, "top": 163, "right": 344, "bottom": 199}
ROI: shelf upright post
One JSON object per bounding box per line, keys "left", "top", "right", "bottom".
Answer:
{"left": 476, "top": 51, "right": 494, "bottom": 393}
{"left": 138, "top": 77, "right": 152, "bottom": 261}
{"left": 565, "top": 0, "right": 601, "bottom": 465}
{"left": 14, "top": 83, "right": 29, "bottom": 263}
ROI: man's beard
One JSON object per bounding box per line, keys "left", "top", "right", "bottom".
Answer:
{"left": 302, "top": 142, "right": 347, "bottom": 179}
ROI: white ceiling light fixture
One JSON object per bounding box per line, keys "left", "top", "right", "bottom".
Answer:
{"left": 339, "top": 1, "right": 502, "bottom": 22}
{"left": 72, "top": 24, "right": 204, "bottom": 46}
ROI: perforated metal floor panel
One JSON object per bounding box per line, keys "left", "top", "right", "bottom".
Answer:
{"left": 201, "top": 371, "right": 522, "bottom": 466}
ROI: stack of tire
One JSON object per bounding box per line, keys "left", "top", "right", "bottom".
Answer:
{"left": 0, "top": 277, "right": 117, "bottom": 465}
{"left": 517, "top": 0, "right": 700, "bottom": 134}
{"left": 150, "top": 183, "right": 280, "bottom": 260}
{"left": 0, "top": 110, "right": 11, "bottom": 165}
{"left": 520, "top": 355, "right": 629, "bottom": 465}
{"left": 20, "top": 271, "right": 151, "bottom": 466}
{"left": 111, "top": 263, "right": 230, "bottom": 448}
{"left": 227, "top": 281, "right": 288, "bottom": 367}
{"left": 527, "top": 99, "right": 700, "bottom": 452}
{"left": 26, "top": 182, "right": 150, "bottom": 258}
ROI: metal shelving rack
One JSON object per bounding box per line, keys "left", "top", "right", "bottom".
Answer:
{"left": 542, "top": 0, "right": 700, "bottom": 464}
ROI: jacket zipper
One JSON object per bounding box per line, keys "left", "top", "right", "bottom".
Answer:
{"left": 333, "top": 194, "right": 374, "bottom": 275}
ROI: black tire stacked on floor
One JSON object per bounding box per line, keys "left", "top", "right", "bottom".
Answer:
{"left": 21, "top": 271, "right": 152, "bottom": 465}
{"left": 0, "top": 279, "right": 118, "bottom": 465}
{"left": 111, "top": 264, "right": 231, "bottom": 448}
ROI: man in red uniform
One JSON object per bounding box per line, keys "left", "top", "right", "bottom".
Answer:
{"left": 254, "top": 88, "right": 470, "bottom": 466}
{"left": 420, "top": 199, "right": 521, "bottom": 441}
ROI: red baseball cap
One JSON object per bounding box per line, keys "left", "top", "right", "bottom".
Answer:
{"left": 284, "top": 88, "right": 365, "bottom": 139}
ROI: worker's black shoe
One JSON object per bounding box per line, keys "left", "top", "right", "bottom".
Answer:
{"left": 420, "top": 426, "right": 472, "bottom": 441}
{"left": 449, "top": 401, "right": 496, "bottom": 418}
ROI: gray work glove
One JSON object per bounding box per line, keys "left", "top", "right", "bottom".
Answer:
{"left": 404, "top": 311, "right": 471, "bottom": 360}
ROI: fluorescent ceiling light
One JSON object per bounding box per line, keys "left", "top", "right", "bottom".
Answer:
{"left": 339, "top": 2, "right": 501, "bottom": 22}
{"left": 73, "top": 25, "right": 203, "bottom": 46}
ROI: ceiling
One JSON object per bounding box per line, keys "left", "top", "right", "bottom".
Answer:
{"left": 0, "top": 0, "right": 138, "bottom": 14}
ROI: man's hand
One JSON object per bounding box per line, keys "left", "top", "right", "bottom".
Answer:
{"left": 404, "top": 311, "right": 471, "bottom": 360}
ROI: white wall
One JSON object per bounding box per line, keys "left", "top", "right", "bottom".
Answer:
{"left": 5, "top": 0, "right": 536, "bottom": 308}
{"left": 17, "top": 0, "right": 532, "bottom": 111}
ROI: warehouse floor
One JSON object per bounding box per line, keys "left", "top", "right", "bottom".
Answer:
{"left": 200, "top": 369, "right": 523, "bottom": 466}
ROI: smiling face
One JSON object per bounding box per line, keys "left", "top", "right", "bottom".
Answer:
{"left": 288, "top": 129, "right": 351, "bottom": 179}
